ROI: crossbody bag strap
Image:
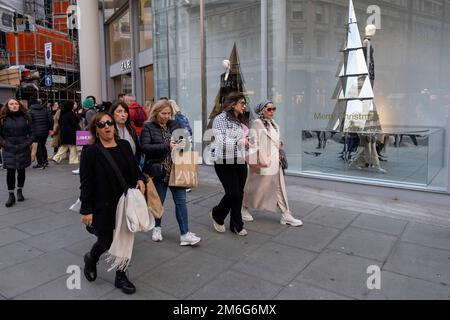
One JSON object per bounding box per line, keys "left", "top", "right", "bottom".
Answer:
{"left": 98, "top": 144, "right": 128, "bottom": 194}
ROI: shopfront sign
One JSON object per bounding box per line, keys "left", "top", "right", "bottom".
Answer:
{"left": 120, "top": 59, "right": 132, "bottom": 72}
{"left": 52, "top": 75, "right": 66, "bottom": 84}
{"left": 76, "top": 131, "right": 91, "bottom": 146}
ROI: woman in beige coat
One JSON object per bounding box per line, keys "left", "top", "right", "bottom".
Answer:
{"left": 242, "top": 100, "right": 303, "bottom": 227}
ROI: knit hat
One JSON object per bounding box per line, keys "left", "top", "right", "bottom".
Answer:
{"left": 254, "top": 99, "right": 273, "bottom": 114}
{"left": 82, "top": 98, "right": 94, "bottom": 108}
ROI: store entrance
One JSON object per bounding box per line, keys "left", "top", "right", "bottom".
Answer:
{"left": 144, "top": 65, "right": 153, "bottom": 103}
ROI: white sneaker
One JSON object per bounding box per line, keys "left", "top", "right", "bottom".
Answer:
{"left": 180, "top": 232, "right": 201, "bottom": 246}
{"left": 280, "top": 213, "right": 303, "bottom": 227}
{"left": 72, "top": 168, "right": 80, "bottom": 175}
{"left": 241, "top": 207, "right": 254, "bottom": 222}
{"left": 186, "top": 188, "right": 191, "bottom": 193}
{"left": 210, "top": 211, "right": 225, "bottom": 233}
{"left": 234, "top": 228, "right": 248, "bottom": 236}
{"left": 152, "top": 227, "right": 163, "bottom": 242}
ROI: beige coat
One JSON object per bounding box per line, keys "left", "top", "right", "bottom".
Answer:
{"left": 51, "top": 109, "right": 61, "bottom": 148}
{"left": 243, "top": 119, "right": 289, "bottom": 213}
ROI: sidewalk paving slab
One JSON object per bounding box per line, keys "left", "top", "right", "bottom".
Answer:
{"left": 400, "top": 222, "right": 450, "bottom": 251}
{"left": 231, "top": 241, "right": 317, "bottom": 286}
{"left": 0, "top": 207, "right": 56, "bottom": 228}
{"left": 15, "top": 275, "right": 115, "bottom": 300}
{"left": 303, "top": 206, "right": 360, "bottom": 229}
{"left": 327, "top": 227, "right": 398, "bottom": 262}
{"left": 272, "top": 223, "right": 341, "bottom": 253}
{"left": 21, "top": 223, "right": 93, "bottom": 252}
{"left": 187, "top": 270, "right": 282, "bottom": 300}
{"left": 138, "top": 250, "right": 234, "bottom": 299}
{"left": 296, "top": 249, "right": 380, "bottom": 300}
{"left": 0, "top": 249, "right": 81, "bottom": 298}
{"left": 383, "top": 242, "right": 450, "bottom": 286}
{"left": 15, "top": 212, "right": 80, "bottom": 236}
{"left": 100, "top": 283, "right": 177, "bottom": 300}
{"left": 274, "top": 281, "right": 353, "bottom": 300}
{"left": 367, "top": 271, "right": 450, "bottom": 300}
{"left": 350, "top": 213, "right": 408, "bottom": 236}
{"left": 0, "top": 227, "right": 30, "bottom": 247}
{"left": 0, "top": 242, "right": 44, "bottom": 271}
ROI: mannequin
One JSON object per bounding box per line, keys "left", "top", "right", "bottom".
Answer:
{"left": 363, "top": 24, "right": 376, "bottom": 87}
{"left": 219, "top": 59, "right": 244, "bottom": 105}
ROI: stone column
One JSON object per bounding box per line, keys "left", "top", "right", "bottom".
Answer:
{"left": 78, "top": 0, "right": 102, "bottom": 102}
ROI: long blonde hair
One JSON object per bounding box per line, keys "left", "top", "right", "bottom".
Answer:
{"left": 148, "top": 99, "right": 173, "bottom": 123}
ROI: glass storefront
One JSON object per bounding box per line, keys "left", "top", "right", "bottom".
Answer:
{"left": 139, "top": 0, "right": 152, "bottom": 51}
{"left": 108, "top": 8, "right": 131, "bottom": 65}
{"left": 153, "top": 0, "right": 450, "bottom": 192}
{"left": 102, "top": 0, "right": 129, "bottom": 22}
{"left": 144, "top": 65, "right": 154, "bottom": 102}
{"left": 113, "top": 73, "right": 132, "bottom": 95}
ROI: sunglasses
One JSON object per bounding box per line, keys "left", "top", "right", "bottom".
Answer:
{"left": 266, "top": 107, "right": 277, "bottom": 112}
{"left": 96, "top": 120, "right": 115, "bottom": 128}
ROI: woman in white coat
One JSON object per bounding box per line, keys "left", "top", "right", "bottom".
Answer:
{"left": 242, "top": 100, "right": 303, "bottom": 227}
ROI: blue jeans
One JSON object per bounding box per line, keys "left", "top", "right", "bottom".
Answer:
{"left": 153, "top": 178, "right": 189, "bottom": 235}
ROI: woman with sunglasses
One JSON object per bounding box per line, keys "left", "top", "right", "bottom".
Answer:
{"left": 241, "top": 100, "right": 303, "bottom": 227}
{"left": 79, "top": 112, "right": 146, "bottom": 295}
{"left": 109, "top": 101, "right": 141, "bottom": 164}
{"left": 210, "top": 92, "right": 249, "bottom": 236}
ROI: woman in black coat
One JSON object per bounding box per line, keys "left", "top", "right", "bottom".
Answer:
{"left": 0, "top": 99, "right": 34, "bottom": 207}
{"left": 140, "top": 99, "right": 201, "bottom": 246}
{"left": 79, "top": 112, "right": 146, "bottom": 295}
{"left": 52, "top": 100, "right": 80, "bottom": 164}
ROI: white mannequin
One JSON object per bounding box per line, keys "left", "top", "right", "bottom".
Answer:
{"left": 222, "top": 59, "right": 231, "bottom": 81}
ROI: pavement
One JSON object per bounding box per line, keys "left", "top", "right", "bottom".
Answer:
{"left": 0, "top": 160, "right": 449, "bottom": 300}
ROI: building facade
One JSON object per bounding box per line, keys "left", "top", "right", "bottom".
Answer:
{"left": 87, "top": 0, "right": 450, "bottom": 204}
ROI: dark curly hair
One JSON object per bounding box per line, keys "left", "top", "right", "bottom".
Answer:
{"left": 0, "top": 99, "right": 30, "bottom": 121}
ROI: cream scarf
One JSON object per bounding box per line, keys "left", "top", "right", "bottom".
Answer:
{"left": 106, "top": 188, "right": 155, "bottom": 271}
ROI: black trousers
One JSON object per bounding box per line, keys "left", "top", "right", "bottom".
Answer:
{"left": 35, "top": 136, "right": 49, "bottom": 165}
{"left": 90, "top": 230, "right": 113, "bottom": 263}
{"left": 213, "top": 162, "right": 247, "bottom": 233}
{"left": 7, "top": 169, "right": 26, "bottom": 190}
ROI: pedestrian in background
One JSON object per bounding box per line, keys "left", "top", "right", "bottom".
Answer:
{"left": 29, "top": 98, "right": 53, "bottom": 169}
{"left": 0, "top": 99, "right": 34, "bottom": 207}
{"left": 241, "top": 100, "right": 303, "bottom": 226}
{"left": 109, "top": 101, "right": 141, "bottom": 164}
{"left": 50, "top": 102, "right": 61, "bottom": 158}
{"left": 210, "top": 92, "right": 249, "bottom": 236}
{"left": 52, "top": 100, "right": 80, "bottom": 164}
{"left": 80, "top": 112, "right": 146, "bottom": 295}
{"left": 140, "top": 99, "right": 201, "bottom": 246}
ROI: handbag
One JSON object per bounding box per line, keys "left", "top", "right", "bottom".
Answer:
{"left": 279, "top": 148, "right": 288, "bottom": 171}
{"left": 169, "top": 151, "right": 199, "bottom": 188}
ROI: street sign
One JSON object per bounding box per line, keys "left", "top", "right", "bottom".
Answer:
{"left": 52, "top": 75, "right": 66, "bottom": 84}
{"left": 44, "top": 75, "right": 52, "bottom": 87}
{"left": 44, "top": 42, "right": 52, "bottom": 66}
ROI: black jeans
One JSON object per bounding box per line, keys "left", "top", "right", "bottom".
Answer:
{"left": 35, "top": 136, "right": 49, "bottom": 165}
{"left": 90, "top": 230, "right": 113, "bottom": 263}
{"left": 7, "top": 169, "right": 26, "bottom": 190}
{"left": 213, "top": 162, "right": 248, "bottom": 233}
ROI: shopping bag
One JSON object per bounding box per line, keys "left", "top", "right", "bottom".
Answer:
{"left": 169, "top": 151, "right": 199, "bottom": 188}
{"left": 145, "top": 174, "right": 164, "bottom": 219}
{"left": 69, "top": 198, "right": 81, "bottom": 213}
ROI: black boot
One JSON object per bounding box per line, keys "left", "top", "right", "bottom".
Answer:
{"left": 17, "top": 189, "right": 24, "bottom": 202}
{"left": 5, "top": 193, "right": 15, "bottom": 208}
{"left": 115, "top": 270, "right": 136, "bottom": 294}
{"left": 83, "top": 253, "right": 97, "bottom": 282}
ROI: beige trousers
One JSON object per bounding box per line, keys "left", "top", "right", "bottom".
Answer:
{"left": 53, "top": 145, "right": 79, "bottom": 164}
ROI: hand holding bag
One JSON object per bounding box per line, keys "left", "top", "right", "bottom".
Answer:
{"left": 169, "top": 151, "right": 199, "bottom": 188}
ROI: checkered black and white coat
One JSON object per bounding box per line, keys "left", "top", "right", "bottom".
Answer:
{"left": 210, "top": 111, "right": 245, "bottom": 162}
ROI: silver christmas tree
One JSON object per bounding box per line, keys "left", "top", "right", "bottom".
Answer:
{"left": 327, "top": 0, "right": 382, "bottom": 132}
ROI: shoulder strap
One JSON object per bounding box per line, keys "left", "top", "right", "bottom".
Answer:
{"left": 98, "top": 144, "right": 128, "bottom": 194}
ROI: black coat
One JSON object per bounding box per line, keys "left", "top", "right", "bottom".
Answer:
{"left": 140, "top": 120, "right": 184, "bottom": 176}
{"left": 79, "top": 140, "right": 146, "bottom": 233}
{"left": 29, "top": 104, "right": 53, "bottom": 138}
{"left": 59, "top": 111, "right": 80, "bottom": 145}
{"left": 0, "top": 113, "right": 34, "bottom": 169}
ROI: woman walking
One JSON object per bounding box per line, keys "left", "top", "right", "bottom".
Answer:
{"left": 140, "top": 99, "right": 201, "bottom": 246}
{"left": 79, "top": 112, "right": 146, "bottom": 295}
{"left": 209, "top": 92, "right": 249, "bottom": 236}
{"left": 0, "top": 99, "right": 34, "bottom": 207}
{"left": 241, "top": 100, "right": 303, "bottom": 226}
{"left": 52, "top": 100, "right": 80, "bottom": 164}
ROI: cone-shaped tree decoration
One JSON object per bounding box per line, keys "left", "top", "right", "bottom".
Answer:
{"left": 327, "top": 0, "right": 382, "bottom": 132}
{"left": 207, "top": 43, "right": 247, "bottom": 129}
